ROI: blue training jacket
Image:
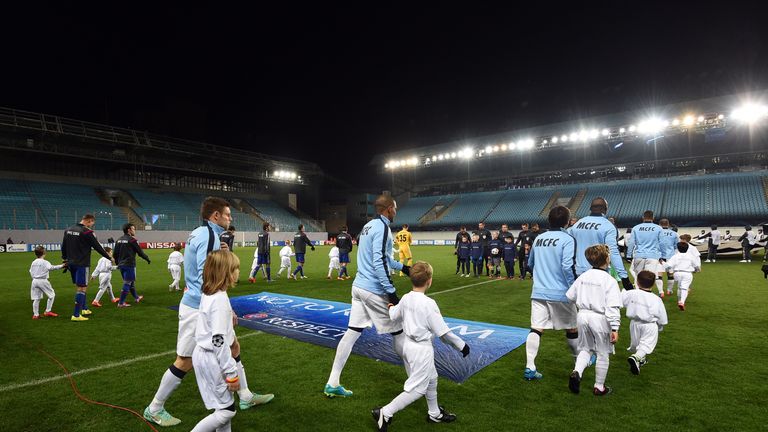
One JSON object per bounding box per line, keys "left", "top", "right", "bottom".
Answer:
{"left": 528, "top": 228, "right": 576, "bottom": 302}
{"left": 181, "top": 221, "right": 224, "bottom": 309}
{"left": 457, "top": 242, "right": 471, "bottom": 259}
{"left": 353, "top": 215, "right": 403, "bottom": 295}
{"left": 628, "top": 222, "right": 663, "bottom": 259}
{"left": 470, "top": 241, "right": 483, "bottom": 259}
{"left": 569, "top": 214, "right": 627, "bottom": 278}
{"left": 659, "top": 228, "right": 680, "bottom": 260}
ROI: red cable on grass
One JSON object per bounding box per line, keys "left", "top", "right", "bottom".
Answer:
{"left": 1, "top": 328, "right": 160, "bottom": 432}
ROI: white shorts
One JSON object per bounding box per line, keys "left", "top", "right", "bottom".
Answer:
{"left": 632, "top": 258, "right": 663, "bottom": 275}
{"left": 674, "top": 272, "right": 693, "bottom": 290}
{"left": 192, "top": 346, "right": 235, "bottom": 410}
{"left": 281, "top": 257, "right": 292, "bottom": 268}
{"left": 177, "top": 302, "right": 199, "bottom": 357}
{"left": 329, "top": 257, "right": 340, "bottom": 270}
{"left": 576, "top": 310, "right": 614, "bottom": 355}
{"left": 30, "top": 279, "right": 55, "bottom": 300}
{"left": 348, "top": 286, "right": 403, "bottom": 334}
{"left": 629, "top": 320, "right": 659, "bottom": 356}
{"left": 168, "top": 264, "right": 182, "bottom": 280}
{"left": 530, "top": 299, "right": 577, "bottom": 330}
{"left": 402, "top": 338, "right": 437, "bottom": 394}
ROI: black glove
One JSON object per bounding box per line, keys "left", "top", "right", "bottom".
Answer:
{"left": 387, "top": 291, "right": 400, "bottom": 306}
{"left": 401, "top": 265, "right": 411, "bottom": 276}
{"left": 461, "top": 343, "right": 470, "bottom": 358}
{"left": 311, "top": 246, "right": 316, "bottom": 251}
{"left": 621, "top": 277, "right": 634, "bottom": 291}
{"left": 145, "top": 258, "right": 151, "bottom": 264}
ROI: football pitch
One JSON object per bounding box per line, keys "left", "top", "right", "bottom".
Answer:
{"left": 1, "top": 246, "right": 766, "bottom": 432}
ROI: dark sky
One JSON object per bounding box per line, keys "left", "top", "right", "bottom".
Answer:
{"left": 3, "top": 3, "right": 767, "bottom": 183}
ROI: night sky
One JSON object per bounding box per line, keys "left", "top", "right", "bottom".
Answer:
{"left": 3, "top": 3, "right": 767, "bottom": 185}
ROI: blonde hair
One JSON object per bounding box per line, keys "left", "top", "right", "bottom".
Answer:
{"left": 202, "top": 250, "right": 240, "bottom": 295}
{"left": 585, "top": 244, "right": 610, "bottom": 268}
{"left": 409, "top": 261, "right": 433, "bottom": 288}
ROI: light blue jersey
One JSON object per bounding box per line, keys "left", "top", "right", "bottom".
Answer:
{"left": 659, "top": 228, "right": 680, "bottom": 260}
{"left": 628, "top": 222, "right": 663, "bottom": 259}
{"left": 569, "top": 214, "right": 627, "bottom": 278}
{"left": 528, "top": 229, "right": 576, "bottom": 303}
{"left": 181, "top": 221, "right": 224, "bottom": 309}
{"left": 353, "top": 215, "right": 403, "bottom": 296}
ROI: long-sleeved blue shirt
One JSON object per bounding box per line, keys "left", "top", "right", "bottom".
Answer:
{"left": 470, "top": 241, "right": 483, "bottom": 259}
{"left": 352, "top": 215, "right": 403, "bottom": 295}
{"left": 457, "top": 242, "right": 471, "bottom": 259}
{"left": 503, "top": 241, "right": 517, "bottom": 262}
{"left": 628, "top": 222, "right": 663, "bottom": 259}
{"left": 528, "top": 228, "right": 576, "bottom": 302}
{"left": 569, "top": 214, "right": 627, "bottom": 278}
{"left": 659, "top": 228, "right": 680, "bottom": 260}
{"left": 181, "top": 221, "right": 225, "bottom": 309}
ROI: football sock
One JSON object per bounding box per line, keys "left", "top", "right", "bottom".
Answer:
{"left": 234, "top": 356, "right": 254, "bottom": 401}
{"left": 667, "top": 278, "right": 675, "bottom": 293}
{"left": 574, "top": 351, "right": 591, "bottom": 375}
{"left": 130, "top": 286, "right": 139, "bottom": 299}
{"left": 525, "top": 331, "right": 541, "bottom": 370}
{"left": 327, "top": 329, "right": 361, "bottom": 387}
{"left": 149, "top": 365, "right": 186, "bottom": 414}
{"left": 679, "top": 288, "right": 689, "bottom": 305}
{"left": 425, "top": 378, "right": 440, "bottom": 418}
{"left": 382, "top": 390, "right": 422, "bottom": 420}
{"left": 73, "top": 292, "right": 85, "bottom": 316}
{"left": 566, "top": 331, "right": 580, "bottom": 358}
{"left": 119, "top": 287, "right": 129, "bottom": 304}
{"left": 594, "top": 354, "right": 609, "bottom": 391}
{"left": 293, "top": 266, "right": 300, "bottom": 276}
{"left": 266, "top": 267, "right": 271, "bottom": 281}
{"left": 300, "top": 266, "right": 305, "bottom": 277}
{"left": 190, "top": 407, "right": 235, "bottom": 432}
{"left": 80, "top": 291, "right": 88, "bottom": 310}
{"left": 327, "top": 269, "right": 332, "bottom": 277}
{"left": 33, "top": 299, "right": 40, "bottom": 316}
{"left": 655, "top": 278, "right": 663, "bottom": 294}
{"left": 45, "top": 296, "right": 55, "bottom": 313}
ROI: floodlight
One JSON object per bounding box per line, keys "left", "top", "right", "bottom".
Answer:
{"left": 384, "top": 163, "right": 389, "bottom": 168}
{"left": 718, "top": 114, "right": 725, "bottom": 120}
{"left": 551, "top": 136, "right": 559, "bottom": 144}
{"left": 450, "top": 152, "right": 457, "bottom": 159}
{"left": 579, "top": 130, "right": 589, "bottom": 142}
{"left": 431, "top": 155, "right": 437, "bottom": 161}
{"left": 492, "top": 145, "right": 498, "bottom": 152}
{"left": 628, "top": 125, "right": 636, "bottom": 132}
{"left": 589, "top": 129, "right": 599, "bottom": 139}
{"left": 683, "top": 115, "right": 694, "bottom": 126}
{"left": 672, "top": 118, "right": 680, "bottom": 126}
{"left": 484, "top": 145, "right": 492, "bottom": 153}
{"left": 508, "top": 142, "right": 517, "bottom": 150}
{"left": 732, "top": 104, "right": 768, "bottom": 123}
{"left": 697, "top": 115, "right": 704, "bottom": 122}
{"left": 438, "top": 154, "right": 444, "bottom": 160}
{"left": 619, "top": 127, "right": 626, "bottom": 133}
{"left": 561, "top": 135, "right": 568, "bottom": 142}
{"left": 601, "top": 128, "right": 610, "bottom": 136}
{"left": 501, "top": 144, "right": 507, "bottom": 150}
{"left": 569, "top": 132, "right": 578, "bottom": 141}
{"left": 542, "top": 139, "right": 548, "bottom": 144}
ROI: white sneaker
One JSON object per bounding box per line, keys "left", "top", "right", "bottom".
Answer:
{"left": 705, "top": 259, "right": 711, "bottom": 263}
{"left": 740, "top": 260, "right": 748, "bottom": 263}
{"left": 301, "top": 276, "right": 308, "bottom": 279}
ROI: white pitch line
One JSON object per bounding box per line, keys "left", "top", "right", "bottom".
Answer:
{"left": 1, "top": 330, "right": 261, "bottom": 394}
{"left": 428, "top": 278, "right": 501, "bottom": 296}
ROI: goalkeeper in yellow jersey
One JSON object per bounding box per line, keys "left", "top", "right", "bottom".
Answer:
{"left": 396, "top": 224, "right": 413, "bottom": 276}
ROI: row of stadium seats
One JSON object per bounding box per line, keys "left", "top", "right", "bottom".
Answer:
{"left": 0, "top": 179, "right": 321, "bottom": 232}
{"left": 397, "top": 171, "right": 768, "bottom": 227}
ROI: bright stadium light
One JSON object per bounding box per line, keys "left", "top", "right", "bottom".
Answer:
{"left": 508, "top": 142, "right": 517, "bottom": 150}
{"left": 601, "top": 128, "right": 610, "bottom": 136}
{"left": 450, "top": 152, "right": 457, "bottom": 159}
{"left": 619, "top": 127, "right": 626, "bottom": 133}
{"left": 718, "top": 114, "right": 725, "bottom": 120}
{"left": 492, "top": 145, "right": 499, "bottom": 152}
{"left": 501, "top": 144, "right": 507, "bottom": 151}
{"left": 443, "top": 153, "right": 450, "bottom": 159}
{"left": 431, "top": 155, "right": 437, "bottom": 161}
{"left": 560, "top": 134, "right": 568, "bottom": 142}
{"left": 628, "top": 125, "right": 636, "bottom": 132}
{"left": 290, "top": 172, "right": 297, "bottom": 179}
{"left": 384, "top": 163, "right": 389, "bottom": 169}
{"left": 400, "top": 159, "right": 406, "bottom": 166}
{"left": 542, "top": 139, "right": 548, "bottom": 144}
{"left": 438, "top": 154, "right": 444, "bottom": 160}
{"left": 551, "top": 136, "right": 559, "bottom": 143}
{"left": 683, "top": 115, "right": 695, "bottom": 126}
{"left": 485, "top": 145, "right": 492, "bottom": 153}
{"left": 589, "top": 129, "right": 599, "bottom": 139}
{"left": 638, "top": 118, "right": 666, "bottom": 134}
{"left": 732, "top": 104, "right": 768, "bottom": 123}
{"left": 569, "top": 132, "right": 578, "bottom": 141}
{"left": 410, "top": 157, "right": 418, "bottom": 165}
{"left": 579, "top": 130, "right": 589, "bottom": 142}
{"left": 461, "top": 147, "right": 473, "bottom": 158}
{"left": 672, "top": 118, "right": 680, "bottom": 126}
{"left": 697, "top": 115, "right": 705, "bottom": 122}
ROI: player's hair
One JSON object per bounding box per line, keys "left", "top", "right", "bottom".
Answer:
{"left": 202, "top": 250, "right": 240, "bottom": 295}
{"left": 585, "top": 244, "right": 610, "bottom": 268}
{"left": 200, "top": 197, "right": 230, "bottom": 219}
{"left": 262, "top": 222, "right": 270, "bottom": 230}
{"left": 81, "top": 214, "right": 95, "bottom": 221}
{"left": 501, "top": 223, "right": 508, "bottom": 228}
{"left": 298, "top": 224, "right": 304, "bottom": 231}
{"left": 409, "top": 261, "right": 433, "bottom": 288}
{"left": 472, "top": 233, "right": 479, "bottom": 239}
{"left": 374, "top": 194, "right": 395, "bottom": 214}
{"left": 531, "top": 223, "right": 540, "bottom": 229}
{"left": 34, "top": 246, "right": 46, "bottom": 257}
{"left": 677, "top": 241, "right": 689, "bottom": 253}
{"left": 478, "top": 222, "right": 485, "bottom": 226}
{"left": 522, "top": 223, "right": 528, "bottom": 228}
{"left": 173, "top": 244, "right": 182, "bottom": 251}
{"left": 659, "top": 218, "right": 670, "bottom": 227}
{"left": 711, "top": 225, "right": 718, "bottom": 230}
{"left": 402, "top": 224, "right": 409, "bottom": 230}
{"left": 122, "top": 223, "right": 134, "bottom": 234}
{"left": 548, "top": 206, "right": 570, "bottom": 229}
{"left": 679, "top": 234, "right": 692, "bottom": 242}
{"left": 504, "top": 235, "right": 513, "bottom": 241}
{"left": 340, "top": 225, "right": 348, "bottom": 232}
{"left": 228, "top": 226, "right": 236, "bottom": 232}
{"left": 643, "top": 210, "right": 654, "bottom": 220}
{"left": 104, "top": 246, "right": 113, "bottom": 253}
{"left": 285, "top": 239, "right": 291, "bottom": 245}
{"left": 636, "top": 271, "right": 655, "bottom": 290}
{"left": 460, "top": 226, "right": 466, "bottom": 230}
{"left": 590, "top": 197, "right": 608, "bottom": 214}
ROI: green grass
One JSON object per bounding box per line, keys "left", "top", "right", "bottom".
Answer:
{"left": 1, "top": 246, "right": 766, "bottom": 432}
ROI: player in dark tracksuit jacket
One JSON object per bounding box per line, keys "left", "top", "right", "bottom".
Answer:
{"left": 515, "top": 224, "right": 530, "bottom": 278}
{"left": 250, "top": 222, "right": 272, "bottom": 282}
{"left": 292, "top": 224, "right": 316, "bottom": 278}
{"left": 113, "top": 223, "right": 151, "bottom": 306}
{"left": 503, "top": 236, "right": 517, "bottom": 278}
{"left": 220, "top": 226, "right": 236, "bottom": 251}
{"left": 455, "top": 227, "right": 469, "bottom": 274}
{"left": 336, "top": 227, "right": 354, "bottom": 279}
{"left": 61, "top": 214, "right": 112, "bottom": 320}
{"left": 457, "top": 236, "right": 471, "bottom": 276}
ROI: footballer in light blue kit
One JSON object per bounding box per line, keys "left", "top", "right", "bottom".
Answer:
{"left": 658, "top": 218, "right": 680, "bottom": 296}
{"left": 524, "top": 206, "right": 579, "bottom": 381}
{"left": 627, "top": 210, "right": 665, "bottom": 296}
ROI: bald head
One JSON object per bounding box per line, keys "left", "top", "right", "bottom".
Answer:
{"left": 590, "top": 197, "right": 608, "bottom": 214}
{"left": 374, "top": 194, "right": 397, "bottom": 221}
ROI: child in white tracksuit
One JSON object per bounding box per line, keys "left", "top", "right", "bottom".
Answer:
{"left": 623, "top": 270, "right": 668, "bottom": 375}
{"left": 328, "top": 246, "right": 341, "bottom": 279}
{"left": 373, "top": 262, "right": 469, "bottom": 431}
{"left": 29, "top": 246, "right": 65, "bottom": 319}
{"left": 167, "top": 244, "right": 184, "bottom": 291}
{"left": 664, "top": 241, "right": 700, "bottom": 311}
{"left": 191, "top": 250, "right": 241, "bottom": 432}
{"left": 566, "top": 244, "right": 622, "bottom": 396}
{"left": 278, "top": 240, "right": 294, "bottom": 278}
{"left": 91, "top": 247, "right": 118, "bottom": 305}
